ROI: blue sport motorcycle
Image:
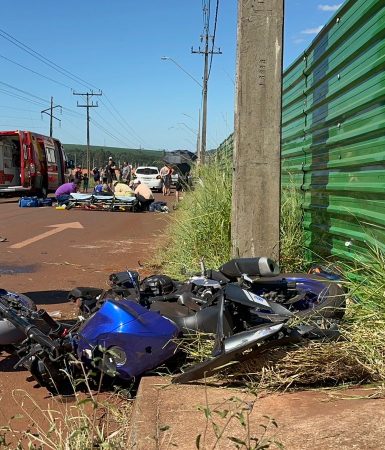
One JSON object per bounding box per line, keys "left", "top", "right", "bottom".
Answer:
{"left": 0, "top": 257, "right": 346, "bottom": 394}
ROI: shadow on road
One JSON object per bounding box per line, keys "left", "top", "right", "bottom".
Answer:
{"left": 23, "top": 290, "right": 69, "bottom": 305}
{"left": 0, "top": 264, "right": 39, "bottom": 275}
{"left": 0, "top": 352, "right": 26, "bottom": 372}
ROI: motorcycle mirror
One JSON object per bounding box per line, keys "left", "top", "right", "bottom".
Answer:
{"left": 200, "top": 257, "right": 206, "bottom": 277}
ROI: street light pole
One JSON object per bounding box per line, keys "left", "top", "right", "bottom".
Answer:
{"left": 161, "top": 56, "right": 203, "bottom": 160}
{"left": 160, "top": 57, "right": 202, "bottom": 88}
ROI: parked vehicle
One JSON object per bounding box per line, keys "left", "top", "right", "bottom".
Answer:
{"left": 0, "top": 130, "right": 69, "bottom": 197}
{"left": 133, "top": 166, "right": 162, "bottom": 191}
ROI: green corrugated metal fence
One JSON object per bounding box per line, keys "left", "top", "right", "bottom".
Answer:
{"left": 217, "top": 0, "right": 385, "bottom": 262}
{"left": 282, "top": 0, "right": 385, "bottom": 261}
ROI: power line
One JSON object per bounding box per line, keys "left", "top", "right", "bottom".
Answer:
{"left": 101, "top": 94, "right": 147, "bottom": 147}
{"left": 0, "top": 88, "right": 48, "bottom": 107}
{"left": 0, "top": 28, "right": 146, "bottom": 148}
{"left": 90, "top": 117, "right": 133, "bottom": 148}
{"left": 0, "top": 81, "right": 49, "bottom": 104}
{"left": 93, "top": 109, "right": 139, "bottom": 148}
{"left": 0, "top": 28, "right": 99, "bottom": 91}
{"left": 0, "top": 53, "right": 72, "bottom": 89}
{"left": 208, "top": 0, "right": 220, "bottom": 80}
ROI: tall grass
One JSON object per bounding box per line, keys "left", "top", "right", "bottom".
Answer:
{"left": 279, "top": 181, "right": 308, "bottom": 272}
{"left": 160, "top": 159, "right": 310, "bottom": 278}
{"left": 160, "top": 156, "right": 232, "bottom": 278}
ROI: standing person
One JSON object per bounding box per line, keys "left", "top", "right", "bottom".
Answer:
{"left": 160, "top": 164, "right": 171, "bottom": 196}
{"left": 92, "top": 167, "right": 101, "bottom": 184}
{"left": 82, "top": 172, "right": 89, "bottom": 193}
{"left": 175, "top": 173, "right": 184, "bottom": 203}
{"left": 74, "top": 165, "right": 82, "bottom": 183}
{"left": 105, "top": 157, "right": 116, "bottom": 188}
{"left": 121, "top": 161, "right": 131, "bottom": 184}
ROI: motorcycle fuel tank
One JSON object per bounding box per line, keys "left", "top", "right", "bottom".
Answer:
{"left": 77, "top": 298, "right": 180, "bottom": 379}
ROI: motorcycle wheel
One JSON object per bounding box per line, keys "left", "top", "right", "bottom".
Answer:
{"left": 0, "top": 291, "right": 36, "bottom": 346}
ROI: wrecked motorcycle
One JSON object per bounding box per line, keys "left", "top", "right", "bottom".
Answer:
{"left": 69, "top": 257, "right": 346, "bottom": 383}
{"left": 0, "top": 292, "right": 179, "bottom": 395}
{"left": 0, "top": 257, "right": 346, "bottom": 393}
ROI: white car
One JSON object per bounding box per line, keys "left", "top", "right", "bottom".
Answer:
{"left": 134, "top": 166, "right": 162, "bottom": 191}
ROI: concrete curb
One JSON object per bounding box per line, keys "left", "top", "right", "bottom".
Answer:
{"left": 128, "top": 376, "right": 168, "bottom": 449}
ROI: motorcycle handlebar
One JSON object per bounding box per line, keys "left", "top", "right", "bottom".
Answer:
{"left": 24, "top": 325, "right": 58, "bottom": 353}
{"left": 0, "top": 297, "right": 58, "bottom": 352}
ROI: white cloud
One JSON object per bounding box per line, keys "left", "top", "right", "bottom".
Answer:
{"left": 318, "top": 4, "right": 342, "bottom": 11}
{"left": 293, "top": 38, "right": 305, "bottom": 45}
{"left": 301, "top": 26, "right": 323, "bottom": 35}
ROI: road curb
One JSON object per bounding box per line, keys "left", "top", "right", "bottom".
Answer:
{"left": 128, "top": 376, "right": 168, "bottom": 449}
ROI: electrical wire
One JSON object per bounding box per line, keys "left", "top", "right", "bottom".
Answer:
{"left": 0, "top": 88, "right": 48, "bottom": 107}
{"left": 0, "top": 53, "right": 72, "bottom": 89}
{"left": 93, "top": 109, "right": 139, "bottom": 148}
{"left": 0, "top": 28, "right": 156, "bottom": 148}
{"left": 90, "top": 117, "right": 135, "bottom": 148}
{"left": 0, "top": 81, "right": 50, "bottom": 104}
{"left": 0, "top": 28, "right": 99, "bottom": 91}
{"left": 100, "top": 95, "right": 147, "bottom": 147}
{"left": 208, "top": 0, "right": 219, "bottom": 80}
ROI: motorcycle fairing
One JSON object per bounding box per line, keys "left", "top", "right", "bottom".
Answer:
{"left": 172, "top": 322, "right": 285, "bottom": 384}
{"left": 77, "top": 299, "right": 180, "bottom": 379}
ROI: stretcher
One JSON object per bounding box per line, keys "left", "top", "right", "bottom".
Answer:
{"left": 67, "top": 193, "right": 138, "bottom": 212}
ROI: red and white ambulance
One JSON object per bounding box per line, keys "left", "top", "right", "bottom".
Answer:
{"left": 0, "top": 130, "right": 70, "bottom": 197}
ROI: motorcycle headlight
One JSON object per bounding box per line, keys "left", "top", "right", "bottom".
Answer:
{"left": 109, "top": 346, "right": 127, "bottom": 366}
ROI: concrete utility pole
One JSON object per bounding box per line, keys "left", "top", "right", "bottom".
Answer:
{"left": 192, "top": 0, "right": 222, "bottom": 164}
{"left": 41, "top": 97, "right": 62, "bottom": 137}
{"left": 232, "top": 0, "right": 284, "bottom": 260}
{"left": 73, "top": 90, "right": 102, "bottom": 174}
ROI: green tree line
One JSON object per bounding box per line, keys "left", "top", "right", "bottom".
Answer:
{"left": 63, "top": 144, "right": 166, "bottom": 169}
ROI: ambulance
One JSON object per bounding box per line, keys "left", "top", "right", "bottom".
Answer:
{"left": 0, "top": 130, "right": 70, "bottom": 197}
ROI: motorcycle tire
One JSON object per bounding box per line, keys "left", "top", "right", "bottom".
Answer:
{"left": 0, "top": 291, "right": 36, "bottom": 346}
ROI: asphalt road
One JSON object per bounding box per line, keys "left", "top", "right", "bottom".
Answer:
{"left": 0, "top": 194, "right": 174, "bottom": 439}
{"left": 0, "top": 194, "right": 172, "bottom": 312}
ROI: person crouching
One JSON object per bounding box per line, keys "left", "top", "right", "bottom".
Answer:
{"left": 130, "top": 180, "right": 154, "bottom": 211}
{"left": 55, "top": 179, "right": 81, "bottom": 205}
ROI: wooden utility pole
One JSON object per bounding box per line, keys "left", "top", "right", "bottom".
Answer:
{"left": 232, "top": 0, "right": 284, "bottom": 260}
{"left": 73, "top": 90, "right": 102, "bottom": 175}
{"left": 41, "top": 97, "right": 62, "bottom": 137}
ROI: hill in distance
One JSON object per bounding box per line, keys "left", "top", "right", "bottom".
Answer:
{"left": 63, "top": 143, "right": 166, "bottom": 168}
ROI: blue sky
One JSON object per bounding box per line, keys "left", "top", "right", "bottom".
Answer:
{"left": 0, "top": 0, "right": 343, "bottom": 152}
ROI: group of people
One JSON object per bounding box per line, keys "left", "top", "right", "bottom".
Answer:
{"left": 72, "top": 158, "right": 133, "bottom": 194}
{"left": 56, "top": 157, "right": 189, "bottom": 209}
{"left": 91, "top": 157, "right": 133, "bottom": 189}
{"left": 55, "top": 157, "right": 154, "bottom": 211}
